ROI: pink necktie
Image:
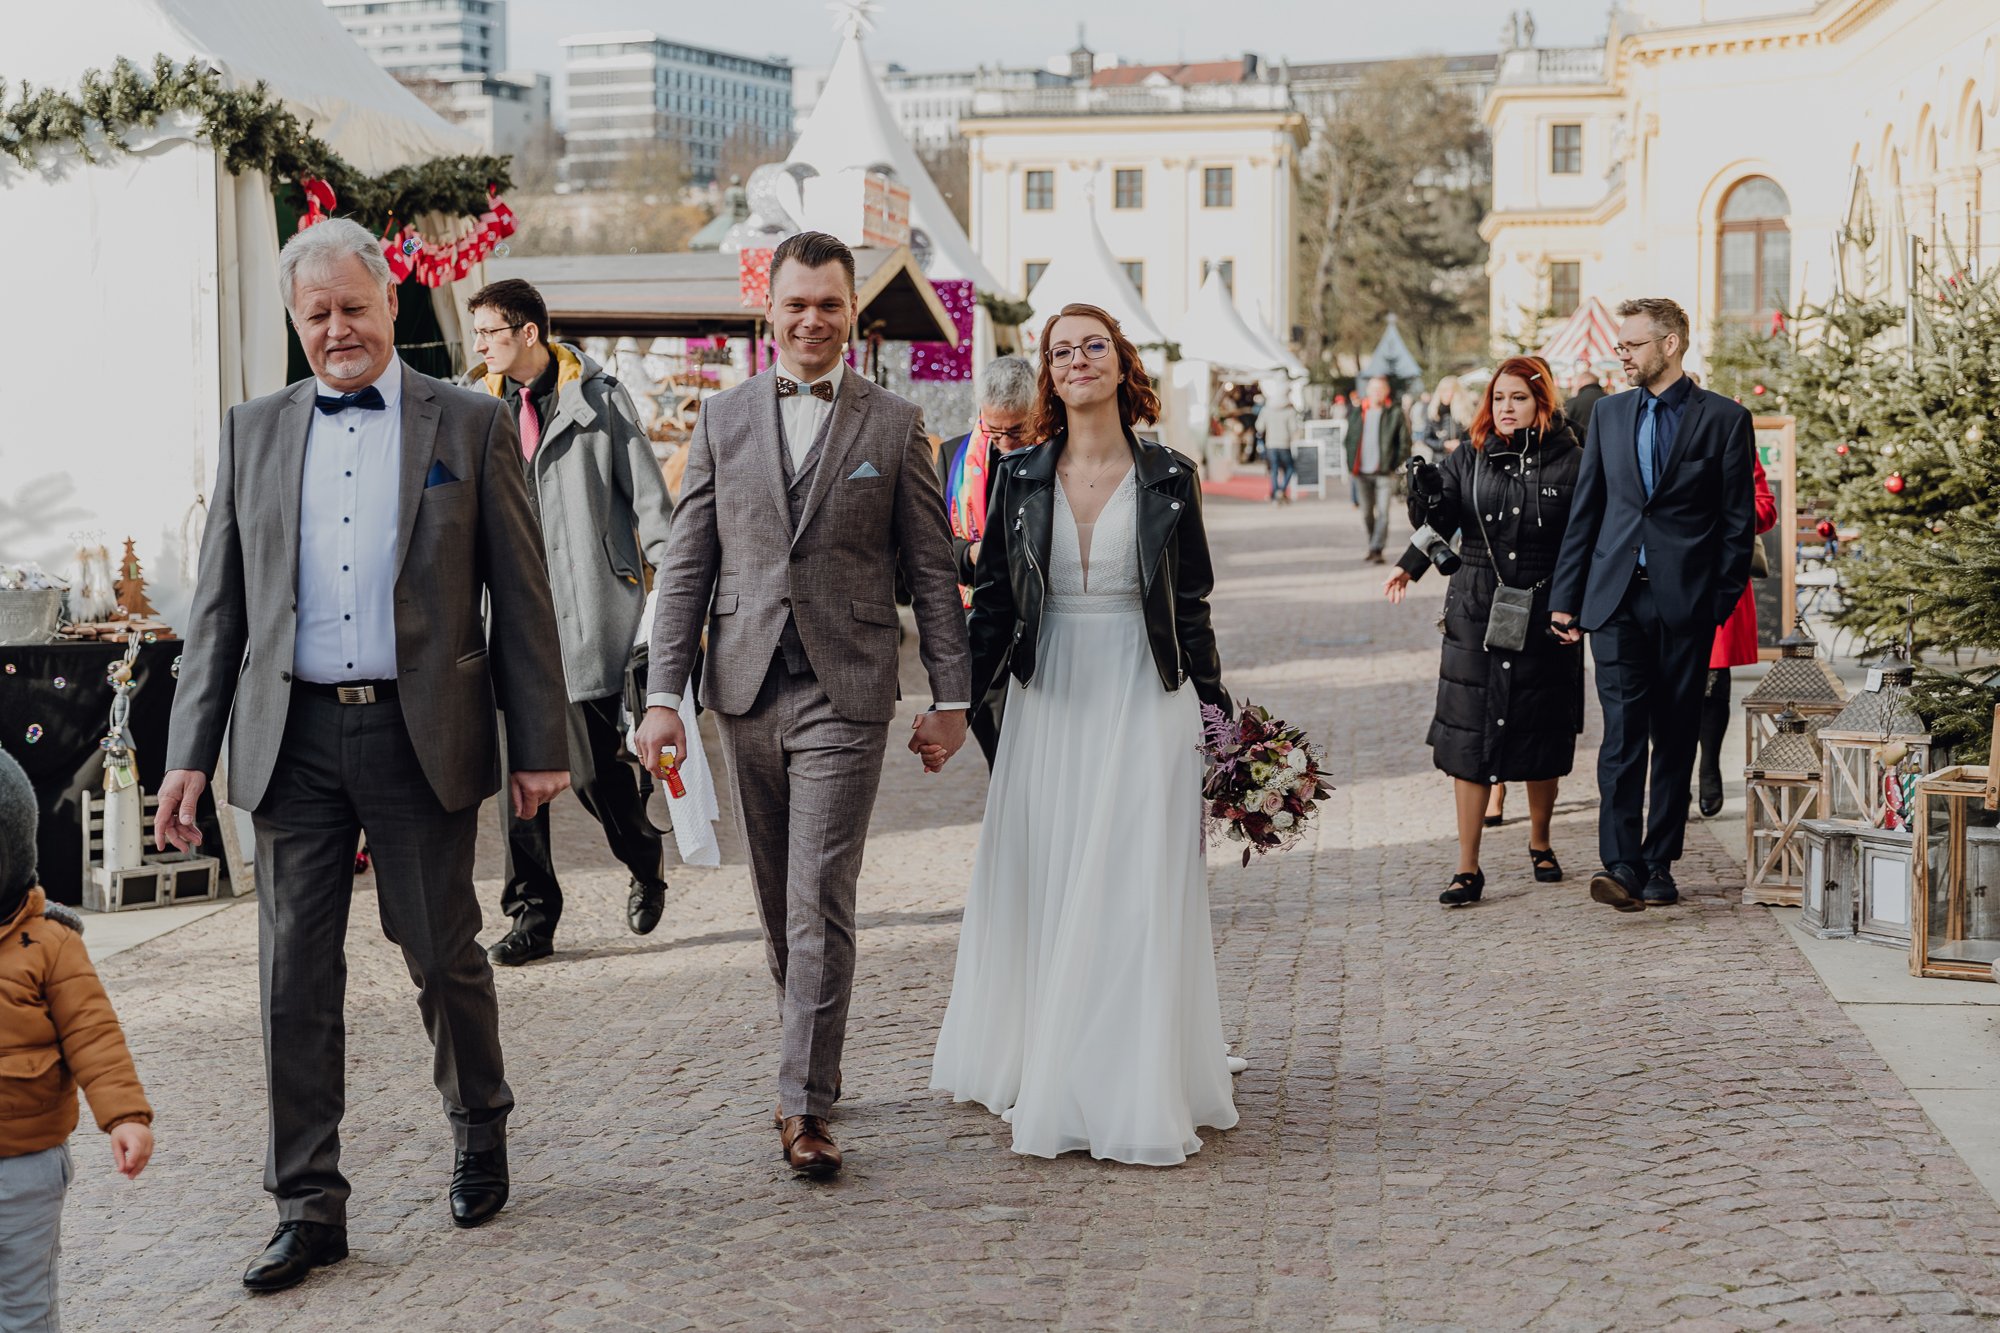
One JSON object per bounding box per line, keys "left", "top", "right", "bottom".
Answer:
{"left": 519, "top": 393, "right": 540, "bottom": 459}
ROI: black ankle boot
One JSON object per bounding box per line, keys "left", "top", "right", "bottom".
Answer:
{"left": 1440, "top": 870, "right": 1485, "bottom": 907}
{"left": 1696, "top": 668, "right": 1730, "bottom": 817}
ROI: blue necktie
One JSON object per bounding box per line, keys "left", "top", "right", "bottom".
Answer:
{"left": 1637, "top": 397, "right": 1658, "bottom": 568}
{"left": 315, "top": 385, "right": 386, "bottom": 415}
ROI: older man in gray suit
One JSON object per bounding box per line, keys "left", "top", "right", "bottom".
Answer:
{"left": 636, "top": 230, "right": 970, "bottom": 1177}
{"left": 155, "top": 218, "right": 570, "bottom": 1291}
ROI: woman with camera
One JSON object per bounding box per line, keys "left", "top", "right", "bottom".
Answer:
{"left": 1383, "top": 358, "right": 1585, "bottom": 906}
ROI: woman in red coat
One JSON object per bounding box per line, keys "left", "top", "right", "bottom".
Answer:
{"left": 1697, "top": 451, "right": 1778, "bottom": 816}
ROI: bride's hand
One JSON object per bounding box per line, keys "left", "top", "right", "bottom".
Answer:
{"left": 1383, "top": 568, "right": 1411, "bottom": 604}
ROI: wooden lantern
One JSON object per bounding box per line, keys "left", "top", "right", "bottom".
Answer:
{"left": 1817, "top": 660, "right": 1939, "bottom": 828}
{"left": 1910, "top": 765, "right": 2000, "bottom": 982}
{"left": 1854, "top": 825, "right": 1917, "bottom": 948}
{"left": 1745, "top": 708, "right": 1824, "bottom": 907}
{"left": 1798, "top": 819, "right": 1858, "bottom": 938}
{"left": 1742, "top": 622, "right": 1847, "bottom": 763}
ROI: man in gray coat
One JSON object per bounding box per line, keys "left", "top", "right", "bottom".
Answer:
{"left": 466, "top": 279, "right": 676, "bottom": 964}
{"left": 155, "top": 218, "right": 570, "bottom": 1291}
{"left": 635, "top": 231, "right": 970, "bottom": 1178}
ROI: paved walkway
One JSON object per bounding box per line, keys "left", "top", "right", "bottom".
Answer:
{"left": 63, "top": 495, "right": 2000, "bottom": 1330}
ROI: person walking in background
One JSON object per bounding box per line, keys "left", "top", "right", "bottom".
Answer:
{"left": 1550, "top": 297, "right": 1756, "bottom": 913}
{"left": 466, "top": 278, "right": 677, "bottom": 965}
{"left": 1564, "top": 364, "right": 1608, "bottom": 436}
{"left": 0, "top": 748, "right": 154, "bottom": 1329}
{"left": 1352, "top": 374, "right": 1410, "bottom": 563}
{"left": 1422, "top": 376, "right": 1473, "bottom": 455}
{"left": 1383, "top": 359, "right": 1585, "bottom": 906}
{"left": 1258, "top": 386, "right": 1302, "bottom": 503}
{"left": 1696, "top": 448, "right": 1778, "bottom": 817}
{"left": 939, "top": 354, "right": 1038, "bottom": 765}
{"left": 157, "top": 217, "right": 572, "bottom": 1289}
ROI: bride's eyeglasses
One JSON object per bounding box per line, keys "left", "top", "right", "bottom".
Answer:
{"left": 1048, "top": 337, "right": 1114, "bottom": 368}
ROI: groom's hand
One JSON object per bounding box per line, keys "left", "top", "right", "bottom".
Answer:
{"left": 909, "top": 709, "right": 967, "bottom": 773}
{"left": 635, "top": 706, "right": 687, "bottom": 785}
{"left": 154, "top": 769, "right": 207, "bottom": 852}
{"left": 510, "top": 770, "right": 571, "bottom": 820}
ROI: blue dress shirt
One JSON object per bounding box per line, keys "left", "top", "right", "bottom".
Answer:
{"left": 294, "top": 361, "right": 403, "bottom": 683}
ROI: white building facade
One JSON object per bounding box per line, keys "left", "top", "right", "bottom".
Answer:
{"left": 1483, "top": 0, "right": 2000, "bottom": 362}
{"left": 427, "top": 69, "right": 549, "bottom": 156}
{"left": 324, "top": 0, "right": 505, "bottom": 79}
{"left": 562, "top": 32, "right": 792, "bottom": 187}
{"left": 962, "top": 82, "right": 1307, "bottom": 341}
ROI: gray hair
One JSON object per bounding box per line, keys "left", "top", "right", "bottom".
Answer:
{"left": 978, "top": 355, "right": 1036, "bottom": 415}
{"left": 278, "top": 216, "right": 393, "bottom": 314}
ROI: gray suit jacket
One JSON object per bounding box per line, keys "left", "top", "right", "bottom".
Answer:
{"left": 647, "top": 368, "right": 969, "bottom": 721}
{"left": 165, "top": 362, "right": 569, "bottom": 813}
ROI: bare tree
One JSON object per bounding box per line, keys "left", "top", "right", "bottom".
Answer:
{"left": 719, "top": 125, "right": 793, "bottom": 185}
{"left": 919, "top": 139, "right": 971, "bottom": 232}
{"left": 508, "top": 141, "right": 711, "bottom": 257}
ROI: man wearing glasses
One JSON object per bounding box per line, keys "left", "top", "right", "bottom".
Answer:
{"left": 465, "top": 279, "right": 677, "bottom": 964}
{"left": 936, "top": 355, "right": 1038, "bottom": 764}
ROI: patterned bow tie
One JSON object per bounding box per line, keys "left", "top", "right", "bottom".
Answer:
{"left": 314, "top": 385, "right": 387, "bottom": 415}
{"left": 776, "top": 376, "right": 834, "bottom": 402}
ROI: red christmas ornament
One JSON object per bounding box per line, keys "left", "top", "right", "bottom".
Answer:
{"left": 1752, "top": 384, "right": 1767, "bottom": 396}
{"left": 1835, "top": 443, "right": 1850, "bottom": 455}
{"left": 1885, "top": 473, "right": 1905, "bottom": 494}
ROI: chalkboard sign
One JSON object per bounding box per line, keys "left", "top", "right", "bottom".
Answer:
{"left": 1299, "top": 421, "right": 1346, "bottom": 500}
{"left": 1752, "top": 417, "right": 1798, "bottom": 654}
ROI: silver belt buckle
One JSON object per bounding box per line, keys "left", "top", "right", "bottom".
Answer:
{"left": 335, "top": 684, "right": 376, "bottom": 705}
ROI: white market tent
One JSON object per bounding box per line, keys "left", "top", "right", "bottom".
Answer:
{"left": 786, "top": 15, "right": 1004, "bottom": 293}
{"left": 1178, "top": 269, "right": 1290, "bottom": 375}
{"left": 1361, "top": 314, "right": 1424, "bottom": 386}
{"left": 1022, "top": 209, "right": 1167, "bottom": 348}
{"left": 1536, "top": 296, "right": 1623, "bottom": 373}
{"left": 1250, "top": 299, "right": 1309, "bottom": 379}
{"left": 0, "top": 0, "right": 479, "bottom": 625}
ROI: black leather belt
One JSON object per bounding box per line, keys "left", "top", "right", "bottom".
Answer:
{"left": 296, "top": 678, "right": 399, "bottom": 704}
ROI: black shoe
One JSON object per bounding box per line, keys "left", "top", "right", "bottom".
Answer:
{"left": 1698, "top": 768, "right": 1724, "bottom": 818}
{"left": 1439, "top": 870, "right": 1484, "bottom": 907}
{"left": 1483, "top": 813, "right": 1504, "bottom": 828}
{"left": 1530, "top": 847, "right": 1563, "bottom": 883}
{"left": 450, "top": 1144, "right": 509, "bottom": 1229}
{"left": 627, "top": 878, "right": 668, "bottom": 935}
{"left": 487, "top": 927, "right": 554, "bottom": 967}
{"left": 1589, "top": 864, "right": 1645, "bottom": 913}
{"left": 242, "top": 1220, "right": 348, "bottom": 1293}
{"left": 1642, "top": 865, "right": 1680, "bottom": 907}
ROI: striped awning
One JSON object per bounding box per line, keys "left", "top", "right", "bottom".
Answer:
{"left": 1537, "top": 297, "right": 1622, "bottom": 371}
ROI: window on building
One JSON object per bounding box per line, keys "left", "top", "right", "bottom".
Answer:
{"left": 1204, "top": 258, "right": 1234, "bottom": 293}
{"left": 1203, "top": 166, "right": 1234, "bottom": 208}
{"left": 1114, "top": 168, "right": 1144, "bottom": 209}
{"left": 1550, "top": 123, "right": 1583, "bottom": 175}
{"left": 1121, "top": 261, "right": 1145, "bottom": 297}
{"left": 1024, "top": 170, "right": 1055, "bottom": 211}
{"left": 1548, "top": 261, "right": 1581, "bottom": 315}
{"left": 1718, "top": 175, "right": 1792, "bottom": 328}
{"left": 1024, "top": 261, "right": 1050, "bottom": 292}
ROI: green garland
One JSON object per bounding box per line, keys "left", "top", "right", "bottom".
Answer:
{"left": 0, "top": 55, "right": 511, "bottom": 228}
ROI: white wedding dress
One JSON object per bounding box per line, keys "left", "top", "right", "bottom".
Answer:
{"left": 931, "top": 471, "right": 1239, "bottom": 1165}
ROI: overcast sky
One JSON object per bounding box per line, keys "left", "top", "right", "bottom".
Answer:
{"left": 511, "top": 1, "right": 1618, "bottom": 99}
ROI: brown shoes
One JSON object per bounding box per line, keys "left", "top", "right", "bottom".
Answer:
{"left": 779, "top": 1115, "right": 842, "bottom": 1177}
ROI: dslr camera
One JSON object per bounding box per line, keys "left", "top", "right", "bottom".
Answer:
{"left": 1404, "top": 456, "right": 1460, "bottom": 575}
{"left": 1408, "top": 523, "right": 1461, "bottom": 576}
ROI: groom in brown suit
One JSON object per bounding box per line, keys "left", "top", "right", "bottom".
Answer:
{"left": 636, "top": 231, "right": 970, "bottom": 1176}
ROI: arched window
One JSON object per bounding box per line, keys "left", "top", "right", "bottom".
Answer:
{"left": 1718, "top": 176, "right": 1791, "bottom": 327}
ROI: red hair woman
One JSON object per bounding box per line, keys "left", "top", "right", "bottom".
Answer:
{"left": 1383, "top": 358, "right": 1587, "bottom": 905}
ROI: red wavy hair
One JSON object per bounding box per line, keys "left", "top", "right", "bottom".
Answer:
{"left": 1029, "top": 303, "right": 1162, "bottom": 444}
{"left": 1469, "top": 356, "right": 1559, "bottom": 450}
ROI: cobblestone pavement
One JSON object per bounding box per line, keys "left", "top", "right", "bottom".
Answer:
{"left": 63, "top": 496, "right": 2000, "bottom": 1330}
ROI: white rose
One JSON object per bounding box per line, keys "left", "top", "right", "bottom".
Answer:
{"left": 1273, "top": 812, "right": 1295, "bottom": 829}
{"left": 1287, "top": 749, "right": 1309, "bottom": 771}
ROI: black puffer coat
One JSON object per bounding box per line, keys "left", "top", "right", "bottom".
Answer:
{"left": 1398, "top": 422, "right": 1586, "bottom": 784}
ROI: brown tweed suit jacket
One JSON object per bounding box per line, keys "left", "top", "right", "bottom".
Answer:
{"left": 647, "top": 367, "right": 969, "bottom": 720}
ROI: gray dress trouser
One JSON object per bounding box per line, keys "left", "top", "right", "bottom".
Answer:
{"left": 0, "top": 1144, "right": 70, "bottom": 1332}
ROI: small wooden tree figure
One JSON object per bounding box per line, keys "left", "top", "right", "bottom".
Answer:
{"left": 114, "top": 538, "right": 157, "bottom": 620}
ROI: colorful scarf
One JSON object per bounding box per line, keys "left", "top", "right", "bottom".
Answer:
{"left": 946, "top": 427, "right": 993, "bottom": 608}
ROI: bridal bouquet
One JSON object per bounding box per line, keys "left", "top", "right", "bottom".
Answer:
{"left": 1199, "top": 702, "right": 1332, "bottom": 865}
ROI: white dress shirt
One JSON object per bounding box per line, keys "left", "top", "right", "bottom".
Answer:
{"left": 647, "top": 358, "right": 965, "bottom": 713}
{"left": 294, "top": 360, "right": 403, "bottom": 683}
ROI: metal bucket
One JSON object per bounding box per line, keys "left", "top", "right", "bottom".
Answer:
{"left": 0, "top": 588, "right": 61, "bottom": 645}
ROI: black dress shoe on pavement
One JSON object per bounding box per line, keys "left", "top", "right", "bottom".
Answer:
{"left": 1698, "top": 767, "right": 1725, "bottom": 818}
{"left": 1589, "top": 864, "right": 1646, "bottom": 913}
{"left": 487, "top": 927, "right": 554, "bottom": 967}
{"left": 627, "top": 877, "right": 668, "bottom": 935}
{"left": 243, "top": 1220, "right": 348, "bottom": 1292}
{"left": 1439, "top": 870, "right": 1484, "bottom": 907}
{"left": 450, "top": 1145, "right": 509, "bottom": 1228}
{"left": 1641, "top": 866, "right": 1680, "bottom": 907}
{"left": 1530, "top": 848, "right": 1563, "bottom": 883}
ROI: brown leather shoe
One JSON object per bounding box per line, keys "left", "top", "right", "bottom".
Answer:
{"left": 780, "top": 1115, "right": 842, "bottom": 1176}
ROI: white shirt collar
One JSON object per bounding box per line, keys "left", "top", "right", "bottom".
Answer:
{"left": 777, "top": 357, "right": 844, "bottom": 397}
{"left": 314, "top": 357, "right": 404, "bottom": 410}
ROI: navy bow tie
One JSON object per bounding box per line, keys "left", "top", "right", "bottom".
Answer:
{"left": 776, "top": 376, "right": 834, "bottom": 402}
{"left": 315, "top": 385, "right": 387, "bottom": 415}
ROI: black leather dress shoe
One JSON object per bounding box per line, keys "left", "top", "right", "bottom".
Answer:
{"left": 243, "top": 1220, "right": 348, "bottom": 1292}
{"left": 488, "top": 927, "right": 554, "bottom": 967}
{"left": 627, "top": 878, "right": 668, "bottom": 935}
{"left": 1642, "top": 866, "right": 1680, "bottom": 907}
{"left": 450, "top": 1145, "right": 510, "bottom": 1228}
{"left": 1698, "top": 767, "right": 1725, "bottom": 818}
{"left": 1589, "top": 864, "right": 1646, "bottom": 913}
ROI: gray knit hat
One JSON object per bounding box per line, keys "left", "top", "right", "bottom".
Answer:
{"left": 0, "top": 746, "right": 36, "bottom": 899}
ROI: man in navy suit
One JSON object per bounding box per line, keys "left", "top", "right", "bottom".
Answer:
{"left": 1550, "top": 298, "right": 1756, "bottom": 911}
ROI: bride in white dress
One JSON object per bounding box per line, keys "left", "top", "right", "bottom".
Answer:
{"left": 931, "top": 303, "right": 1239, "bottom": 1165}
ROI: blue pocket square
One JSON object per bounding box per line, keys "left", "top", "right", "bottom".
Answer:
{"left": 848, "top": 461, "right": 881, "bottom": 480}
{"left": 425, "top": 460, "right": 459, "bottom": 488}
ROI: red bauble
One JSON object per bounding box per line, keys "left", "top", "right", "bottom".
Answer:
{"left": 1752, "top": 384, "right": 1767, "bottom": 396}
{"left": 1885, "top": 474, "right": 1905, "bottom": 494}
{"left": 1835, "top": 444, "right": 1850, "bottom": 455}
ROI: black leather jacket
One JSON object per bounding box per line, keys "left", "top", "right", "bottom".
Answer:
{"left": 967, "top": 428, "right": 1231, "bottom": 717}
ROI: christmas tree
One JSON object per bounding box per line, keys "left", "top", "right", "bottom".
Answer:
{"left": 114, "top": 537, "right": 158, "bottom": 620}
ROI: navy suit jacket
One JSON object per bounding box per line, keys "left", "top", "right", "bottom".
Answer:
{"left": 1549, "top": 382, "right": 1757, "bottom": 634}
